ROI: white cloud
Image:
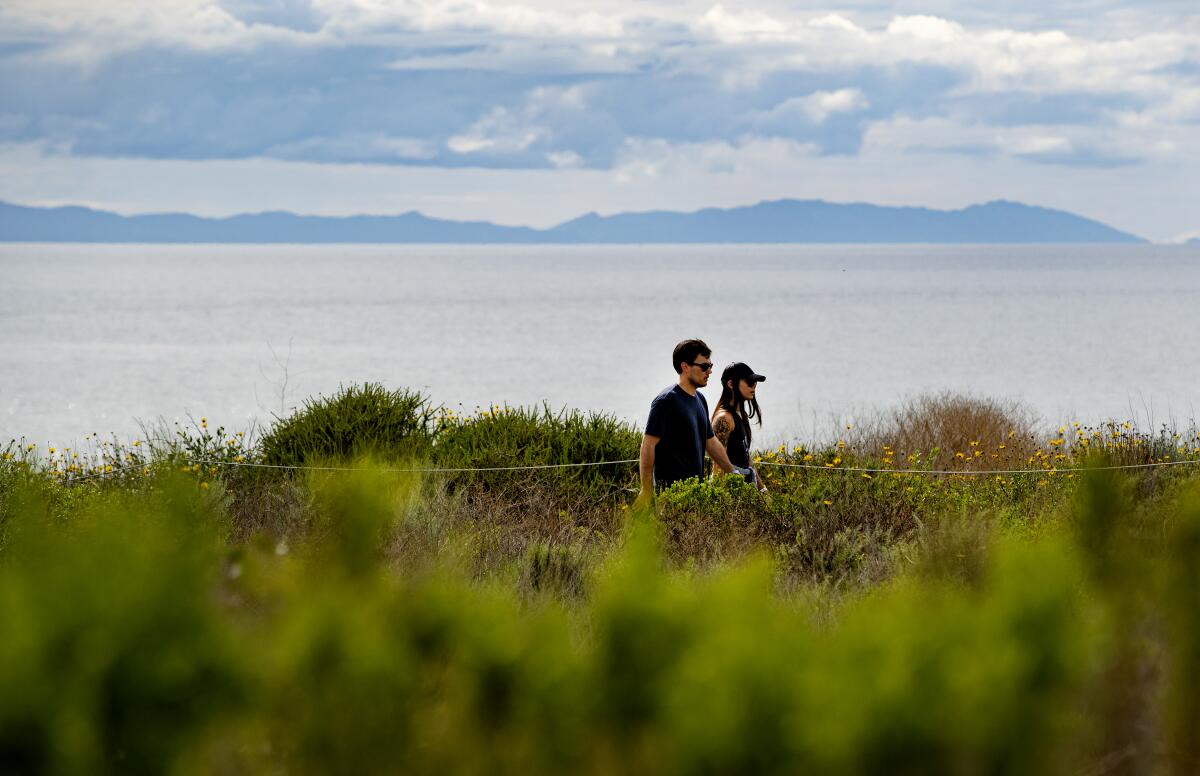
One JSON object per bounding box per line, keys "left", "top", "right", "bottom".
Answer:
{"left": 446, "top": 85, "right": 589, "bottom": 157}
{"left": 546, "top": 150, "right": 583, "bottom": 168}
{"left": 885, "top": 14, "right": 964, "bottom": 43}
{"left": 314, "top": 0, "right": 628, "bottom": 39}
{"left": 447, "top": 106, "right": 546, "bottom": 154}
{"left": 0, "top": 0, "right": 309, "bottom": 69}
{"left": 786, "top": 89, "right": 870, "bottom": 124}
{"left": 699, "top": 4, "right": 789, "bottom": 43}
{"left": 5, "top": 1, "right": 1195, "bottom": 111}
{"left": 613, "top": 136, "right": 820, "bottom": 182}
{"left": 861, "top": 113, "right": 1187, "bottom": 165}
{"left": 1003, "top": 134, "right": 1072, "bottom": 157}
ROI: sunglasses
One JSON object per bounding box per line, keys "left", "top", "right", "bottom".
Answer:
{"left": 690, "top": 361, "right": 714, "bottom": 372}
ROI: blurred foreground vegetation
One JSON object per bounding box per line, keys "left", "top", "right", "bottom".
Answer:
{"left": 2, "top": 386, "right": 1200, "bottom": 774}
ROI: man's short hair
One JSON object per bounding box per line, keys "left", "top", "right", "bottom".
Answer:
{"left": 672, "top": 338, "right": 711, "bottom": 374}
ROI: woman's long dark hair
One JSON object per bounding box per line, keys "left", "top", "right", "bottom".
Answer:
{"left": 714, "top": 378, "right": 762, "bottom": 445}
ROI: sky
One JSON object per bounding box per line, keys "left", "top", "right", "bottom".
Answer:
{"left": 0, "top": 0, "right": 1197, "bottom": 241}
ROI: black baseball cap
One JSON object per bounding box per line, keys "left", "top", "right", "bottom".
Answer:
{"left": 721, "top": 362, "right": 766, "bottom": 384}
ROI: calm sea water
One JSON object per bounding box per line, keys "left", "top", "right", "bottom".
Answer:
{"left": 2, "top": 243, "right": 1198, "bottom": 448}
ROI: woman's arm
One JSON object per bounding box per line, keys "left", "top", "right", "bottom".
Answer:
{"left": 712, "top": 410, "right": 733, "bottom": 447}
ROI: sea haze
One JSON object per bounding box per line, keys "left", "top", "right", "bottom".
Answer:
{"left": 2, "top": 243, "right": 1198, "bottom": 448}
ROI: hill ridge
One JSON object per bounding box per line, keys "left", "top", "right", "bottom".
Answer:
{"left": 0, "top": 199, "right": 1146, "bottom": 244}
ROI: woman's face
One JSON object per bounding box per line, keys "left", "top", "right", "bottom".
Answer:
{"left": 737, "top": 378, "right": 757, "bottom": 401}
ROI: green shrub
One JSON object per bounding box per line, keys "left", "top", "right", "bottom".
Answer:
{"left": 0, "top": 477, "right": 244, "bottom": 775}
{"left": 260, "top": 383, "right": 436, "bottom": 470}
{"left": 654, "top": 476, "right": 768, "bottom": 566}
{"left": 656, "top": 474, "right": 904, "bottom": 583}
{"left": 1164, "top": 487, "right": 1200, "bottom": 773}
{"left": 432, "top": 405, "right": 639, "bottom": 501}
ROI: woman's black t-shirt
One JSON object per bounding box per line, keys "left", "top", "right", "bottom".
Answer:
{"left": 724, "top": 411, "right": 751, "bottom": 469}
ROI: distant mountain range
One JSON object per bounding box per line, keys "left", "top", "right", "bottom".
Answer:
{"left": 0, "top": 199, "right": 1146, "bottom": 244}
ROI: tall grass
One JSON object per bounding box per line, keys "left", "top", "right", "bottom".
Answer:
{"left": 2, "top": 459, "right": 1200, "bottom": 773}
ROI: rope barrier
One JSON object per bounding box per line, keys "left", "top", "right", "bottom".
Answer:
{"left": 41, "top": 454, "right": 1200, "bottom": 484}
{"left": 756, "top": 458, "right": 1200, "bottom": 476}
{"left": 46, "top": 456, "right": 637, "bottom": 482}
{"left": 188, "top": 458, "right": 638, "bottom": 474}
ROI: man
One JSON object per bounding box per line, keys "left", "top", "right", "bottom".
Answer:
{"left": 635, "top": 339, "right": 750, "bottom": 508}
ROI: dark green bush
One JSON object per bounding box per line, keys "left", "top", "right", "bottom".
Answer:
{"left": 432, "top": 405, "right": 640, "bottom": 501}
{"left": 260, "top": 383, "right": 436, "bottom": 469}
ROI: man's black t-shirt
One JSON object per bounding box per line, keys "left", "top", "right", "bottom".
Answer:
{"left": 645, "top": 384, "right": 714, "bottom": 489}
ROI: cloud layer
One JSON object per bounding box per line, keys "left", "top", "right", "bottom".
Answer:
{"left": 1, "top": 1, "right": 1197, "bottom": 238}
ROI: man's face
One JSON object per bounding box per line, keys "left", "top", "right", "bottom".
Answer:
{"left": 684, "top": 355, "right": 714, "bottom": 387}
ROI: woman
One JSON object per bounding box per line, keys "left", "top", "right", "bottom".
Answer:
{"left": 712, "top": 362, "right": 768, "bottom": 492}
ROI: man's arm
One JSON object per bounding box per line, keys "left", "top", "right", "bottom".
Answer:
{"left": 705, "top": 437, "right": 764, "bottom": 490}
{"left": 705, "top": 435, "right": 737, "bottom": 474}
{"left": 635, "top": 434, "right": 659, "bottom": 508}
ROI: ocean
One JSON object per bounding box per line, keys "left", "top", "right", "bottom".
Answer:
{"left": 3, "top": 243, "right": 1198, "bottom": 447}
